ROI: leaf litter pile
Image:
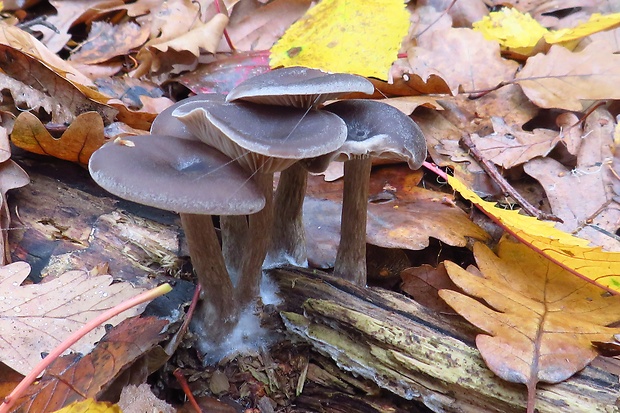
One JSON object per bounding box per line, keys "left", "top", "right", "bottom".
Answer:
{"left": 0, "top": 0, "right": 620, "bottom": 412}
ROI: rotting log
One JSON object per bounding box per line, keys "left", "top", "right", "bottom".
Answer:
{"left": 268, "top": 266, "right": 620, "bottom": 413}
{"left": 8, "top": 155, "right": 183, "bottom": 287}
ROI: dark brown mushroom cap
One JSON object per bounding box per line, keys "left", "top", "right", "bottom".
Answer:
{"left": 89, "top": 134, "right": 265, "bottom": 215}
{"left": 323, "top": 99, "right": 427, "bottom": 169}
{"left": 172, "top": 101, "right": 347, "bottom": 173}
{"left": 226, "top": 67, "right": 374, "bottom": 108}
{"left": 150, "top": 94, "right": 225, "bottom": 140}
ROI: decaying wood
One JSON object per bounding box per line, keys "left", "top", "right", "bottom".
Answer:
{"left": 268, "top": 266, "right": 620, "bottom": 413}
{"left": 8, "top": 155, "right": 183, "bottom": 286}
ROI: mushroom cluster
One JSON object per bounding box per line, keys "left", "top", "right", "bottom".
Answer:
{"left": 88, "top": 66, "right": 427, "bottom": 356}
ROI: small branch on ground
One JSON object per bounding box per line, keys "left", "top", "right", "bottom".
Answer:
{"left": 458, "top": 135, "right": 563, "bottom": 222}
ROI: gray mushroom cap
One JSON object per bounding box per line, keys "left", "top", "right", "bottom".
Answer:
{"left": 323, "top": 99, "right": 427, "bottom": 169}
{"left": 226, "top": 67, "right": 374, "bottom": 108}
{"left": 150, "top": 94, "right": 225, "bottom": 140}
{"left": 172, "top": 101, "right": 348, "bottom": 173}
{"left": 89, "top": 134, "right": 265, "bottom": 215}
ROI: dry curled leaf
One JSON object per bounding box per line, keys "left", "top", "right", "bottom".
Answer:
{"left": 11, "top": 111, "right": 105, "bottom": 165}
{"left": 440, "top": 239, "right": 620, "bottom": 412}
{"left": 0, "top": 45, "right": 115, "bottom": 124}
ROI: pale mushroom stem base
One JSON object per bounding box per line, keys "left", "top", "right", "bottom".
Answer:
{"left": 267, "top": 162, "right": 308, "bottom": 267}
{"left": 220, "top": 215, "right": 248, "bottom": 285}
{"left": 180, "top": 213, "right": 237, "bottom": 342}
{"left": 236, "top": 172, "right": 274, "bottom": 308}
{"left": 333, "top": 157, "right": 372, "bottom": 286}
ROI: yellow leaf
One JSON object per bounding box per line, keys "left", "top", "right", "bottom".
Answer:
{"left": 473, "top": 8, "right": 548, "bottom": 56}
{"left": 474, "top": 10, "right": 620, "bottom": 56}
{"left": 544, "top": 13, "right": 620, "bottom": 44}
{"left": 52, "top": 399, "right": 122, "bottom": 413}
{"left": 446, "top": 175, "right": 620, "bottom": 294}
{"left": 269, "top": 0, "right": 409, "bottom": 80}
{"left": 440, "top": 239, "right": 620, "bottom": 411}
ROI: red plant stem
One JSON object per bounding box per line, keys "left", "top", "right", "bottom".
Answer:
{"left": 173, "top": 369, "right": 202, "bottom": 413}
{"left": 0, "top": 283, "right": 172, "bottom": 413}
{"left": 213, "top": 0, "right": 236, "bottom": 51}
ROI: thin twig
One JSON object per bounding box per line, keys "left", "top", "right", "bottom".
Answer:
{"left": 173, "top": 369, "right": 202, "bottom": 413}
{"left": 459, "top": 134, "right": 563, "bottom": 222}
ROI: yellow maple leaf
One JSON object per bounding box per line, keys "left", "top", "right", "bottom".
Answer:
{"left": 269, "top": 0, "right": 409, "bottom": 80}
{"left": 447, "top": 175, "right": 620, "bottom": 294}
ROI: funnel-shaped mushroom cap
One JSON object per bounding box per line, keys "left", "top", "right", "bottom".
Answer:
{"left": 150, "top": 94, "right": 224, "bottom": 140}
{"left": 89, "top": 134, "right": 265, "bottom": 215}
{"left": 324, "top": 100, "right": 427, "bottom": 169}
{"left": 226, "top": 67, "right": 374, "bottom": 108}
{"left": 173, "top": 101, "right": 347, "bottom": 173}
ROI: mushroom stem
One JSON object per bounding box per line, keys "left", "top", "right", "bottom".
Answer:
{"left": 220, "top": 215, "right": 248, "bottom": 285}
{"left": 267, "top": 162, "right": 308, "bottom": 267}
{"left": 180, "top": 213, "right": 237, "bottom": 341}
{"left": 235, "top": 172, "right": 274, "bottom": 308}
{"left": 333, "top": 157, "right": 372, "bottom": 286}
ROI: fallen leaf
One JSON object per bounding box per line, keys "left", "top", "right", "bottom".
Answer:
{"left": 470, "top": 117, "right": 559, "bottom": 168}
{"left": 545, "top": 12, "right": 620, "bottom": 44}
{"left": 407, "top": 28, "right": 519, "bottom": 94}
{"left": 376, "top": 96, "right": 443, "bottom": 114}
{"left": 109, "top": 96, "right": 174, "bottom": 130}
{"left": 174, "top": 50, "right": 269, "bottom": 95}
{"left": 0, "top": 159, "right": 29, "bottom": 265}
{"left": 51, "top": 399, "right": 121, "bottom": 413}
{"left": 516, "top": 43, "right": 620, "bottom": 110}
{"left": 134, "top": 4, "right": 228, "bottom": 77}
{"left": 303, "top": 166, "right": 489, "bottom": 267}
{"left": 270, "top": 0, "right": 410, "bottom": 80}
{"left": 150, "top": 13, "right": 228, "bottom": 56}
{"left": 473, "top": 8, "right": 548, "bottom": 56}
{"left": 36, "top": 0, "right": 122, "bottom": 53}
{"left": 11, "top": 111, "right": 105, "bottom": 165}
{"left": 401, "top": 263, "right": 457, "bottom": 313}
{"left": 70, "top": 21, "right": 150, "bottom": 65}
{"left": 8, "top": 316, "right": 168, "bottom": 412}
{"left": 0, "top": 261, "right": 147, "bottom": 376}
{"left": 0, "top": 45, "right": 115, "bottom": 124}
{"left": 439, "top": 239, "right": 620, "bottom": 411}
{"left": 0, "top": 23, "right": 96, "bottom": 87}
{"left": 445, "top": 173, "right": 620, "bottom": 294}
{"left": 523, "top": 108, "right": 620, "bottom": 250}
{"left": 227, "top": 0, "right": 312, "bottom": 51}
